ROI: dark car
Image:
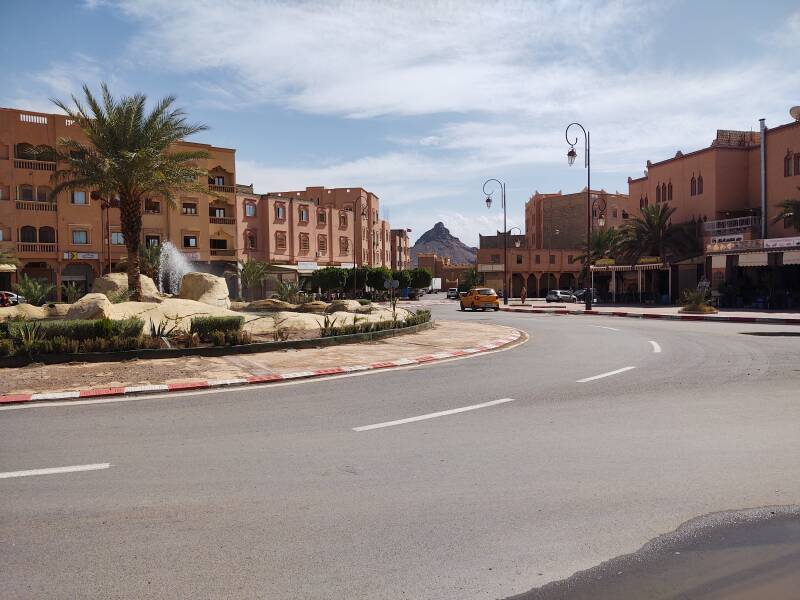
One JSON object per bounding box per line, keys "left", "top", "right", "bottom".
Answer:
{"left": 573, "top": 288, "right": 600, "bottom": 303}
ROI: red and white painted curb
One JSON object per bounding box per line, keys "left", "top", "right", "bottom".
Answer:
{"left": 500, "top": 306, "right": 800, "bottom": 325}
{"left": 0, "top": 329, "right": 524, "bottom": 406}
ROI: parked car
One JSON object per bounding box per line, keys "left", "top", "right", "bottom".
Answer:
{"left": 446, "top": 287, "right": 459, "bottom": 299}
{"left": 460, "top": 287, "right": 500, "bottom": 311}
{"left": 0, "top": 291, "right": 23, "bottom": 306}
{"left": 572, "top": 288, "right": 599, "bottom": 303}
{"left": 545, "top": 289, "right": 577, "bottom": 303}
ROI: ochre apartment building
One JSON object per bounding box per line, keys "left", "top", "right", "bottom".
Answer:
{"left": 390, "top": 228, "right": 412, "bottom": 271}
{"left": 0, "top": 106, "right": 237, "bottom": 295}
{"left": 478, "top": 189, "right": 634, "bottom": 297}
{"left": 628, "top": 114, "right": 800, "bottom": 306}
{"left": 235, "top": 185, "right": 393, "bottom": 278}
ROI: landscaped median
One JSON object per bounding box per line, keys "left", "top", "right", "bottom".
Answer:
{"left": 500, "top": 304, "right": 800, "bottom": 325}
{"left": 0, "top": 321, "right": 525, "bottom": 405}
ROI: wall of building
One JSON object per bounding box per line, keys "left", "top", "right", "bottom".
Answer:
{"left": 0, "top": 106, "right": 236, "bottom": 296}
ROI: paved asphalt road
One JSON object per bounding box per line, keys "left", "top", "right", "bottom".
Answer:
{"left": 2, "top": 297, "right": 799, "bottom": 599}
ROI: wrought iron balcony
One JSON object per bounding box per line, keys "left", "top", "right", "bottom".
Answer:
{"left": 703, "top": 215, "right": 761, "bottom": 236}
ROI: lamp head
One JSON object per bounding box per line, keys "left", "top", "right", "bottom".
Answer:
{"left": 514, "top": 239, "right": 521, "bottom": 248}
{"left": 485, "top": 195, "right": 492, "bottom": 209}
{"left": 597, "top": 214, "right": 606, "bottom": 227}
{"left": 567, "top": 146, "right": 577, "bottom": 166}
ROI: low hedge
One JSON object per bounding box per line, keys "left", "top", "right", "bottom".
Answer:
{"left": 7, "top": 317, "right": 144, "bottom": 341}
{"left": 321, "top": 309, "right": 432, "bottom": 338}
{"left": 190, "top": 316, "right": 244, "bottom": 341}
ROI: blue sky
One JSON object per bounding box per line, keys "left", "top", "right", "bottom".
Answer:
{"left": 2, "top": 0, "right": 799, "bottom": 245}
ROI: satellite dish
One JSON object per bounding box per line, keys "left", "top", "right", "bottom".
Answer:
{"left": 791, "top": 106, "right": 800, "bottom": 121}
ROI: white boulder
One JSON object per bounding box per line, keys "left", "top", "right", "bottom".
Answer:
{"left": 178, "top": 272, "right": 231, "bottom": 309}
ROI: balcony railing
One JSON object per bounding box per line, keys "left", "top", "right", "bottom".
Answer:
{"left": 209, "top": 216, "right": 236, "bottom": 225}
{"left": 210, "top": 248, "right": 235, "bottom": 256}
{"left": 14, "top": 159, "right": 56, "bottom": 171}
{"left": 17, "top": 242, "right": 58, "bottom": 254}
{"left": 209, "top": 184, "right": 235, "bottom": 193}
{"left": 16, "top": 200, "right": 57, "bottom": 212}
{"left": 704, "top": 215, "right": 761, "bottom": 236}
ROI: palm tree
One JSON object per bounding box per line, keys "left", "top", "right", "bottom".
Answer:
{"left": 576, "top": 227, "right": 620, "bottom": 281}
{"left": 772, "top": 188, "right": 800, "bottom": 232}
{"left": 618, "top": 203, "right": 696, "bottom": 263}
{"left": 51, "top": 83, "right": 211, "bottom": 300}
{"left": 231, "top": 259, "right": 274, "bottom": 300}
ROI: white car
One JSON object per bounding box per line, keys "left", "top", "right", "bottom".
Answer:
{"left": 545, "top": 289, "right": 577, "bottom": 303}
{"left": 446, "top": 288, "right": 459, "bottom": 299}
{"left": 0, "top": 291, "right": 24, "bottom": 305}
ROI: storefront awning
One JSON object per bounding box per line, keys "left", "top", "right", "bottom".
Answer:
{"left": 783, "top": 250, "right": 800, "bottom": 265}
{"left": 591, "top": 263, "right": 666, "bottom": 272}
{"left": 738, "top": 252, "right": 768, "bottom": 267}
{"left": 0, "top": 263, "right": 17, "bottom": 272}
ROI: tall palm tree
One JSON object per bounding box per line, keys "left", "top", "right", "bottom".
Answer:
{"left": 230, "top": 258, "right": 274, "bottom": 300}
{"left": 772, "top": 188, "right": 800, "bottom": 232}
{"left": 618, "top": 203, "right": 696, "bottom": 263}
{"left": 51, "top": 83, "right": 211, "bottom": 300}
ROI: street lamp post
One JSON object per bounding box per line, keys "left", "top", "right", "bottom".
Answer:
{"left": 483, "top": 178, "right": 508, "bottom": 305}
{"left": 565, "top": 122, "right": 593, "bottom": 310}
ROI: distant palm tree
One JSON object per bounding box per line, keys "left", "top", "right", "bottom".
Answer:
{"left": 230, "top": 259, "right": 275, "bottom": 300}
{"left": 772, "top": 188, "right": 800, "bottom": 232}
{"left": 51, "top": 83, "right": 211, "bottom": 300}
{"left": 577, "top": 227, "right": 620, "bottom": 280}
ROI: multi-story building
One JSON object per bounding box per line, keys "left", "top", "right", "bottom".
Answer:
{"left": 478, "top": 188, "right": 633, "bottom": 297}
{"left": 390, "top": 228, "right": 411, "bottom": 271}
{"left": 415, "top": 252, "right": 472, "bottom": 290}
{"left": 235, "top": 185, "right": 392, "bottom": 280}
{"left": 628, "top": 113, "right": 800, "bottom": 306}
{"left": 0, "top": 106, "right": 237, "bottom": 296}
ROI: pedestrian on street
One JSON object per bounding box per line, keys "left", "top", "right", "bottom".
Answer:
{"left": 520, "top": 284, "right": 527, "bottom": 305}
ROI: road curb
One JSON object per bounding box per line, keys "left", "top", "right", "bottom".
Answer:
{"left": 499, "top": 306, "right": 800, "bottom": 325}
{"left": 0, "top": 328, "right": 525, "bottom": 406}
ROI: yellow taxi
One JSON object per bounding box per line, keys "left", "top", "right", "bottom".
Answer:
{"left": 460, "top": 287, "right": 500, "bottom": 311}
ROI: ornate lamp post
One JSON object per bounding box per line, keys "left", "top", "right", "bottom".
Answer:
{"left": 483, "top": 178, "right": 508, "bottom": 304}
{"left": 565, "top": 122, "right": 594, "bottom": 309}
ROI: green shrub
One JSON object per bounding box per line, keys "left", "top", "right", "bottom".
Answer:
{"left": 190, "top": 316, "right": 244, "bottom": 341}
{"left": 107, "top": 289, "right": 133, "bottom": 304}
{"left": 404, "top": 309, "right": 432, "bottom": 327}
{"left": 0, "top": 339, "right": 13, "bottom": 357}
{"left": 49, "top": 336, "right": 80, "bottom": 354}
{"left": 8, "top": 318, "right": 144, "bottom": 341}
{"left": 225, "top": 330, "right": 252, "bottom": 346}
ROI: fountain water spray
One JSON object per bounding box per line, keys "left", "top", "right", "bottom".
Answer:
{"left": 158, "top": 241, "right": 193, "bottom": 294}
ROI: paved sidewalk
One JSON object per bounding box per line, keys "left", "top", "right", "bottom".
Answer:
{"left": 0, "top": 320, "right": 524, "bottom": 404}
{"left": 501, "top": 300, "right": 800, "bottom": 324}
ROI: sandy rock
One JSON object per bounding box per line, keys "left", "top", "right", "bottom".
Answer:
{"left": 178, "top": 272, "right": 230, "bottom": 309}
{"left": 66, "top": 293, "right": 114, "bottom": 320}
{"left": 245, "top": 299, "right": 299, "bottom": 312}
{"left": 269, "top": 311, "right": 324, "bottom": 331}
{"left": 0, "top": 304, "right": 49, "bottom": 321}
{"left": 92, "top": 272, "right": 164, "bottom": 303}
{"left": 326, "top": 299, "right": 370, "bottom": 314}
{"left": 298, "top": 301, "right": 330, "bottom": 314}
{"left": 45, "top": 304, "right": 71, "bottom": 318}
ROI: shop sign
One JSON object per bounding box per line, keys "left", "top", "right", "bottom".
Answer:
{"left": 764, "top": 236, "right": 800, "bottom": 250}
{"left": 710, "top": 234, "right": 743, "bottom": 244}
{"left": 637, "top": 256, "right": 660, "bottom": 264}
{"left": 63, "top": 251, "right": 99, "bottom": 260}
{"left": 594, "top": 258, "right": 615, "bottom": 266}
{"left": 182, "top": 251, "right": 201, "bottom": 260}
{"left": 297, "top": 261, "right": 319, "bottom": 271}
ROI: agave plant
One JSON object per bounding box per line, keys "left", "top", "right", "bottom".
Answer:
{"left": 13, "top": 274, "right": 55, "bottom": 306}
{"left": 275, "top": 281, "right": 301, "bottom": 304}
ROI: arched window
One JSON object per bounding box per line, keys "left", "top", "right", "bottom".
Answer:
{"left": 667, "top": 182, "right": 673, "bottom": 201}
{"left": 661, "top": 183, "right": 667, "bottom": 202}
{"left": 38, "top": 226, "right": 56, "bottom": 243}
{"left": 655, "top": 185, "right": 661, "bottom": 203}
{"left": 20, "top": 225, "right": 37, "bottom": 242}
{"left": 18, "top": 184, "right": 34, "bottom": 201}
{"left": 36, "top": 186, "right": 52, "bottom": 203}
{"left": 697, "top": 174, "right": 704, "bottom": 195}
{"left": 690, "top": 176, "right": 697, "bottom": 196}
{"left": 639, "top": 196, "right": 645, "bottom": 209}
{"left": 14, "top": 143, "right": 36, "bottom": 160}
{"left": 786, "top": 152, "right": 793, "bottom": 177}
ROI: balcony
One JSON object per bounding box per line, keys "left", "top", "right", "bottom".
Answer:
{"left": 14, "top": 159, "right": 56, "bottom": 172}
{"left": 210, "top": 248, "right": 235, "bottom": 256}
{"left": 209, "top": 216, "right": 236, "bottom": 225}
{"left": 17, "top": 242, "right": 58, "bottom": 254}
{"left": 16, "top": 200, "right": 57, "bottom": 212}
{"left": 209, "top": 184, "right": 235, "bottom": 194}
{"left": 704, "top": 215, "right": 761, "bottom": 236}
